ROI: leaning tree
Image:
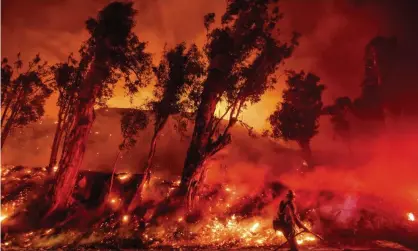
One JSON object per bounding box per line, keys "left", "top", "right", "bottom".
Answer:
{"left": 46, "top": 1, "right": 153, "bottom": 216}
{"left": 269, "top": 70, "right": 325, "bottom": 168}
{"left": 179, "top": 0, "right": 299, "bottom": 209}
{"left": 47, "top": 54, "right": 89, "bottom": 172}
{"left": 1, "top": 54, "right": 53, "bottom": 149}
{"left": 108, "top": 108, "right": 149, "bottom": 195}
{"left": 127, "top": 43, "right": 206, "bottom": 212}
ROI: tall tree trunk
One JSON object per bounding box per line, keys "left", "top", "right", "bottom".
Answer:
{"left": 45, "top": 59, "right": 106, "bottom": 216}
{"left": 48, "top": 99, "right": 73, "bottom": 172}
{"left": 1, "top": 117, "right": 14, "bottom": 149}
{"left": 177, "top": 7, "right": 252, "bottom": 203}
{"left": 61, "top": 104, "right": 76, "bottom": 154}
{"left": 1, "top": 104, "right": 20, "bottom": 149}
{"left": 48, "top": 107, "right": 65, "bottom": 172}
{"left": 1, "top": 99, "right": 12, "bottom": 128}
{"left": 1, "top": 87, "right": 23, "bottom": 130}
{"left": 179, "top": 70, "right": 227, "bottom": 200}
{"left": 108, "top": 149, "right": 122, "bottom": 194}
{"left": 127, "top": 117, "right": 167, "bottom": 212}
{"left": 1, "top": 86, "right": 21, "bottom": 128}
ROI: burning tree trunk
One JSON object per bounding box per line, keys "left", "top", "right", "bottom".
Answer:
{"left": 48, "top": 96, "right": 75, "bottom": 172}
{"left": 45, "top": 1, "right": 152, "bottom": 216}
{"left": 49, "top": 115, "right": 63, "bottom": 170}
{"left": 178, "top": 1, "right": 299, "bottom": 209}
{"left": 179, "top": 71, "right": 229, "bottom": 196}
{"left": 46, "top": 60, "right": 107, "bottom": 215}
{"left": 109, "top": 148, "right": 123, "bottom": 194}
{"left": 143, "top": 117, "right": 168, "bottom": 185}
{"left": 127, "top": 43, "right": 206, "bottom": 212}
{"left": 48, "top": 101, "right": 70, "bottom": 172}
{"left": 179, "top": 89, "right": 241, "bottom": 209}
{"left": 128, "top": 117, "right": 167, "bottom": 212}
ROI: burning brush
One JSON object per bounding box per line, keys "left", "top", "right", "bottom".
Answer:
{"left": 1, "top": 165, "right": 417, "bottom": 250}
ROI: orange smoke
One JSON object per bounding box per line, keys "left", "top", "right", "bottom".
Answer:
{"left": 5, "top": 0, "right": 416, "bottom": 132}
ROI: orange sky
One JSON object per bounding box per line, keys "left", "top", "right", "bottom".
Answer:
{"left": 2, "top": 0, "right": 412, "bottom": 131}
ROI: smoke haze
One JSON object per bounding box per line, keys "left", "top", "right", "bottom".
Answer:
{"left": 2, "top": 0, "right": 418, "bottom": 130}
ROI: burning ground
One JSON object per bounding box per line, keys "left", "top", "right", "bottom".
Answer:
{"left": 1, "top": 109, "right": 418, "bottom": 250}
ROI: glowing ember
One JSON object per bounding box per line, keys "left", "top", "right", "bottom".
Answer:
{"left": 407, "top": 212, "right": 415, "bottom": 221}
{"left": 250, "top": 222, "right": 260, "bottom": 232}
{"left": 45, "top": 229, "right": 53, "bottom": 235}
{"left": 118, "top": 173, "right": 131, "bottom": 181}
{"left": 110, "top": 198, "right": 116, "bottom": 204}
{"left": 0, "top": 214, "right": 7, "bottom": 222}
{"left": 53, "top": 165, "right": 59, "bottom": 172}
{"left": 122, "top": 215, "right": 130, "bottom": 223}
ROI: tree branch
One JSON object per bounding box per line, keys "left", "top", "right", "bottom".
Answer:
{"left": 209, "top": 102, "right": 234, "bottom": 140}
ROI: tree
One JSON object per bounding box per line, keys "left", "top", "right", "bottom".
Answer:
{"left": 323, "top": 96, "right": 352, "bottom": 152}
{"left": 1, "top": 54, "right": 53, "bottom": 149}
{"left": 47, "top": 54, "right": 88, "bottom": 172}
{"left": 179, "top": 0, "right": 298, "bottom": 209}
{"left": 269, "top": 70, "right": 325, "bottom": 167}
{"left": 353, "top": 36, "right": 397, "bottom": 120}
{"left": 127, "top": 43, "right": 206, "bottom": 212}
{"left": 108, "top": 108, "right": 149, "bottom": 194}
{"left": 46, "top": 1, "right": 153, "bottom": 216}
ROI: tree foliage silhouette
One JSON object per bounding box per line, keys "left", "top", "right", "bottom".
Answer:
{"left": 108, "top": 108, "right": 149, "bottom": 194}
{"left": 269, "top": 70, "right": 325, "bottom": 167}
{"left": 1, "top": 54, "right": 53, "bottom": 149}
{"left": 180, "top": 0, "right": 299, "bottom": 208}
{"left": 47, "top": 1, "right": 153, "bottom": 216}
{"left": 128, "top": 43, "right": 206, "bottom": 212}
{"left": 48, "top": 54, "right": 88, "bottom": 172}
{"left": 324, "top": 96, "right": 352, "bottom": 141}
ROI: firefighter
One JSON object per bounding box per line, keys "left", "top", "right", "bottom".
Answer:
{"left": 273, "top": 190, "right": 309, "bottom": 251}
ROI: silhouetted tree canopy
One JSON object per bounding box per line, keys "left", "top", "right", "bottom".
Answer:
{"left": 1, "top": 54, "right": 53, "bottom": 148}
{"left": 269, "top": 70, "right": 325, "bottom": 151}
{"left": 180, "top": 0, "right": 299, "bottom": 207}
{"left": 323, "top": 96, "right": 352, "bottom": 141}
{"left": 48, "top": 1, "right": 153, "bottom": 215}
{"left": 119, "top": 108, "right": 149, "bottom": 151}
{"left": 152, "top": 43, "right": 206, "bottom": 120}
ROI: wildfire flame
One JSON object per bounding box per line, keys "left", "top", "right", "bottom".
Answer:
{"left": 0, "top": 214, "right": 7, "bottom": 222}
{"left": 250, "top": 222, "right": 260, "bottom": 232}
{"left": 122, "top": 215, "right": 130, "bottom": 223}
{"left": 407, "top": 212, "right": 415, "bottom": 221}
{"left": 1, "top": 164, "right": 415, "bottom": 249}
{"left": 118, "top": 173, "right": 131, "bottom": 181}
